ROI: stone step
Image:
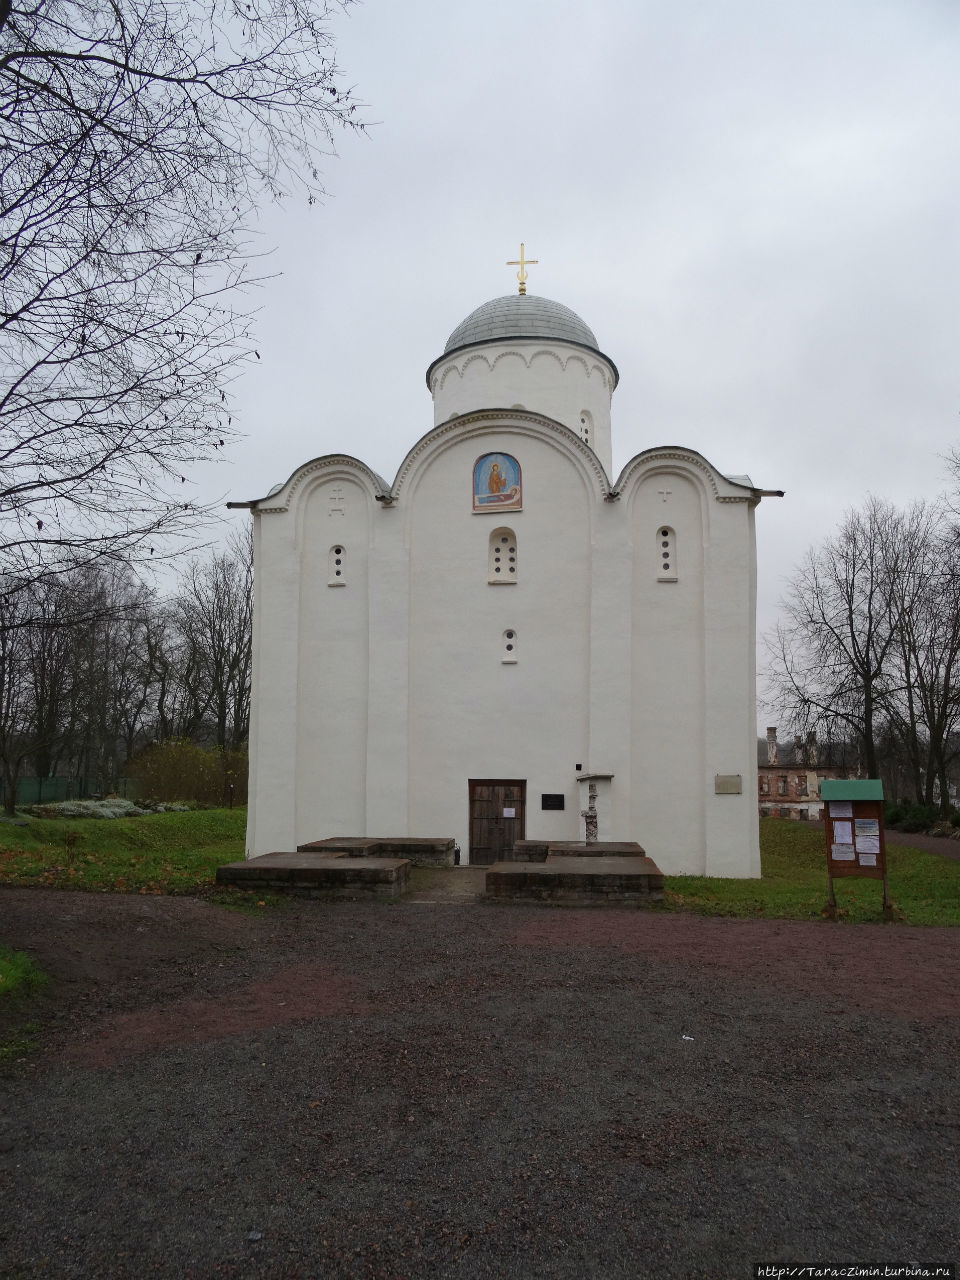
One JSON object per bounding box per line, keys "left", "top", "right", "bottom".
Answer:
{"left": 296, "top": 836, "right": 457, "bottom": 867}
{"left": 485, "top": 855, "right": 664, "bottom": 906}
{"left": 216, "top": 852, "right": 411, "bottom": 899}
{"left": 511, "top": 840, "right": 647, "bottom": 862}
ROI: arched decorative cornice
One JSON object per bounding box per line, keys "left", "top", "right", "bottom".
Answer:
{"left": 241, "top": 455, "right": 391, "bottom": 515}
{"left": 431, "top": 343, "right": 617, "bottom": 396}
{"left": 615, "top": 447, "right": 760, "bottom": 505}
{"left": 428, "top": 333, "right": 619, "bottom": 390}
{"left": 560, "top": 352, "right": 597, "bottom": 380}
{"left": 390, "top": 409, "right": 613, "bottom": 502}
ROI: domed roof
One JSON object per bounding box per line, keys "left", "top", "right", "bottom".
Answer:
{"left": 444, "top": 294, "right": 599, "bottom": 353}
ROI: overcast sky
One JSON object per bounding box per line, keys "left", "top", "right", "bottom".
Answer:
{"left": 202, "top": 0, "right": 960, "bottom": 686}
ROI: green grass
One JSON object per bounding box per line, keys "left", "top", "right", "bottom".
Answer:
{"left": 665, "top": 818, "right": 960, "bottom": 925}
{"left": 0, "top": 807, "right": 245, "bottom": 895}
{"left": 0, "top": 809, "right": 958, "bottom": 925}
{"left": 205, "top": 887, "right": 291, "bottom": 915}
{"left": 0, "top": 950, "right": 48, "bottom": 1074}
{"left": 0, "top": 946, "right": 48, "bottom": 999}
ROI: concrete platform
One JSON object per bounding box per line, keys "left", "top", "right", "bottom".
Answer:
{"left": 296, "top": 836, "right": 457, "bottom": 868}
{"left": 485, "top": 855, "right": 664, "bottom": 906}
{"left": 216, "top": 852, "right": 411, "bottom": 899}
{"left": 511, "top": 840, "right": 647, "bottom": 862}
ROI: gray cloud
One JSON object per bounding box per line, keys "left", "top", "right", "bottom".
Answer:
{"left": 200, "top": 0, "right": 960, "bottom": 664}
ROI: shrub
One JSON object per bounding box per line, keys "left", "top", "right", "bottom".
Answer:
{"left": 884, "top": 802, "right": 905, "bottom": 828}
{"left": 123, "top": 741, "right": 248, "bottom": 806}
{"left": 24, "top": 798, "right": 149, "bottom": 820}
{"left": 893, "top": 802, "right": 941, "bottom": 833}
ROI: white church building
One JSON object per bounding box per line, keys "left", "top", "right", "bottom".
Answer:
{"left": 237, "top": 276, "right": 779, "bottom": 877}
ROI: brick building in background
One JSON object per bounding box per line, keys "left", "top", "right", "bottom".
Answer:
{"left": 757, "top": 727, "right": 852, "bottom": 821}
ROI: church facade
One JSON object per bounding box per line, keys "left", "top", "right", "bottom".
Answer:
{"left": 239, "top": 288, "right": 777, "bottom": 876}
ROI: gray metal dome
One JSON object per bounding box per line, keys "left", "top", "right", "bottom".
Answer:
{"left": 444, "top": 294, "right": 599, "bottom": 353}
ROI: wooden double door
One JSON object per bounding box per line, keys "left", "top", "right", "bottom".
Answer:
{"left": 468, "top": 779, "right": 526, "bottom": 865}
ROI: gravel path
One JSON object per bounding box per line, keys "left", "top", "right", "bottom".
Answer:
{"left": 1, "top": 885, "right": 958, "bottom": 1279}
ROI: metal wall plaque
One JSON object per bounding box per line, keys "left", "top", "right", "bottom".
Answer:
{"left": 541, "top": 793, "right": 565, "bottom": 810}
{"left": 714, "top": 775, "right": 743, "bottom": 795}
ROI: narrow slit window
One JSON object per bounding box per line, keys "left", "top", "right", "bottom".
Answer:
{"left": 328, "top": 544, "right": 346, "bottom": 586}
{"left": 656, "top": 526, "right": 677, "bottom": 582}
{"left": 579, "top": 410, "right": 593, "bottom": 447}
{"left": 502, "top": 628, "right": 518, "bottom": 663}
{"left": 488, "top": 527, "right": 518, "bottom": 584}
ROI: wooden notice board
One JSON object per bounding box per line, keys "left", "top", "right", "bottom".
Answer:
{"left": 821, "top": 778, "right": 890, "bottom": 915}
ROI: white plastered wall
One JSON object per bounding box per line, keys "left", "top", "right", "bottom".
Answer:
{"left": 628, "top": 466, "right": 707, "bottom": 873}
{"left": 620, "top": 450, "right": 761, "bottom": 877}
{"left": 430, "top": 342, "right": 616, "bottom": 478}
{"left": 245, "top": 426, "right": 763, "bottom": 876}
{"left": 246, "top": 460, "right": 381, "bottom": 856}
{"left": 246, "top": 503, "right": 301, "bottom": 857}
{"left": 294, "top": 473, "right": 371, "bottom": 841}
{"left": 400, "top": 417, "right": 600, "bottom": 858}
{"left": 702, "top": 497, "right": 761, "bottom": 876}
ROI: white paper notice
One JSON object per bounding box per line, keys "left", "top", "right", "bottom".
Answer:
{"left": 832, "top": 821, "right": 854, "bottom": 844}
{"left": 831, "top": 845, "right": 856, "bottom": 861}
{"left": 503, "top": 807, "right": 515, "bottom": 818}
{"left": 858, "top": 853, "right": 878, "bottom": 867}
{"left": 856, "top": 836, "right": 880, "bottom": 854}
{"left": 830, "top": 801, "right": 854, "bottom": 818}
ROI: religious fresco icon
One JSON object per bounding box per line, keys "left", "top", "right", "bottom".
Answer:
{"left": 473, "top": 453, "right": 522, "bottom": 512}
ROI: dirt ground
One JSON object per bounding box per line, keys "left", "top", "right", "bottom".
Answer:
{"left": 1, "top": 881, "right": 958, "bottom": 1279}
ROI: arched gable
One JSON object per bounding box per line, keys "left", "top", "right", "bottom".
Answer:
{"left": 615, "top": 446, "right": 759, "bottom": 508}
{"left": 390, "top": 409, "right": 613, "bottom": 512}
{"left": 249, "top": 454, "right": 390, "bottom": 516}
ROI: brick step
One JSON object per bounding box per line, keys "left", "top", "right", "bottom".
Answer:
{"left": 216, "top": 852, "right": 410, "bottom": 899}
{"left": 510, "top": 840, "right": 647, "bottom": 862}
{"left": 296, "top": 836, "right": 457, "bottom": 867}
{"left": 485, "top": 855, "right": 664, "bottom": 906}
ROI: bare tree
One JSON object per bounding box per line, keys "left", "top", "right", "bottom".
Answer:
{"left": 65, "top": 564, "right": 156, "bottom": 791}
{"left": 171, "top": 528, "right": 253, "bottom": 749}
{"left": 0, "top": 593, "right": 31, "bottom": 812}
{"left": 0, "top": 0, "right": 364, "bottom": 589}
{"left": 878, "top": 501, "right": 960, "bottom": 810}
{"left": 766, "top": 496, "right": 905, "bottom": 778}
{"left": 767, "top": 486, "right": 960, "bottom": 809}
{"left": 0, "top": 577, "right": 78, "bottom": 811}
{"left": 0, "top": 533, "right": 257, "bottom": 807}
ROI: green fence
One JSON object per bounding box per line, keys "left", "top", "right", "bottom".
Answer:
{"left": 0, "top": 776, "right": 137, "bottom": 806}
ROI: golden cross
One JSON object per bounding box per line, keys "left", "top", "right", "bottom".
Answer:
{"left": 506, "top": 243, "right": 538, "bottom": 295}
